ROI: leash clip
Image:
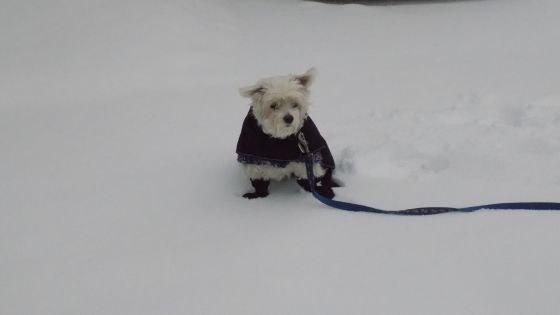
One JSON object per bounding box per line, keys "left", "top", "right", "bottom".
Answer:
{"left": 297, "top": 132, "right": 310, "bottom": 154}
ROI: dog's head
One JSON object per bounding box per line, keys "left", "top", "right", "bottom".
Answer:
{"left": 240, "top": 68, "right": 316, "bottom": 139}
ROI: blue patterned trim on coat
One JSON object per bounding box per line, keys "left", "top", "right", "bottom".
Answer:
{"left": 238, "top": 152, "right": 323, "bottom": 168}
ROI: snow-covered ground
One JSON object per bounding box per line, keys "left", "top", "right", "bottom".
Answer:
{"left": 2, "top": 0, "right": 560, "bottom": 314}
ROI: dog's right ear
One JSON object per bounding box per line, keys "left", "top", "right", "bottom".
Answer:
{"left": 239, "top": 84, "right": 265, "bottom": 98}
{"left": 295, "top": 67, "right": 316, "bottom": 89}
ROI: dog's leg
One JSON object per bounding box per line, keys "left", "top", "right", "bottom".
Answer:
{"left": 243, "top": 179, "right": 270, "bottom": 199}
{"left": 315, "top": 185, "right": 335, "bottom": 199}
{"left": 316, "top": 168, "right": 336, "bottom": 199}
{"left": 295, "top": 164, "right": 335, "bottom": 199}
{"left": 298, "top": 178, "right": 335, "bottom": 199}
{"left": 320, "top": 168, "right": 340, "bottom": 188}
{"left": 296, "top": 178, "right": 313, "bottom": 192}
{"left": 297, "top": 177, "right": 335, "bottom": 200}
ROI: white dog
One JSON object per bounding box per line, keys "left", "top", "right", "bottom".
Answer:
{"left": 236, "top": 68, "right": 337, "bottom": 199}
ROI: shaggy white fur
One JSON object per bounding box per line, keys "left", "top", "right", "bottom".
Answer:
{"left": 239, "top": 68, "right": 319, "bottom": 181}
{"left": 243, "top": 162, "right": 326, "bottom": 181}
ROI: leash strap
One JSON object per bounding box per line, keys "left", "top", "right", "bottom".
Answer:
{"left": 297, "top": 132, "right": 560, "bottom": 216}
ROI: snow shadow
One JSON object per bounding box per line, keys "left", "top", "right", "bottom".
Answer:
{"left": 305, "top": 0, "right": 487, "bottom": 5}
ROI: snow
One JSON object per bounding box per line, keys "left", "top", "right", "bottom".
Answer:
{"left": 1, "top": 0, "right": 560, "bottom": 314}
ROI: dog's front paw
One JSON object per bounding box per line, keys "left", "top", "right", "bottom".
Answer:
{"left": 315, "top": 186, "right": 335, "bottom": 199}
{"left": 243, "top": 192, "right": 269, "bottom": 199}
{"left": 296, "top": 179, "right": 312, "bottom": 192}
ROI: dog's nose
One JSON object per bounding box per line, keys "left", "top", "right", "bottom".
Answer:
{"left": 283, "top": 114, "right": 294, "bottom": 124}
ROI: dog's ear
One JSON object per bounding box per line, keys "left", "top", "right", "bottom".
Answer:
{"left": 294, "top": 67, "right": 316, "bottom": 89}
{"left": 239, "top": 84, "right": 265, "bottom": 98}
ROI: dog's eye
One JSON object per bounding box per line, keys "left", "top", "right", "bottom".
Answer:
{"left": 292, "top": 103, "right": 299, "bottom": 108}
{"left": 270, "top": 103, "right": 278, "bottom": 110}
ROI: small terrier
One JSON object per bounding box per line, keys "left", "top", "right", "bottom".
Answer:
{"left": 236, "top": 68, "right": 336, "bottom": 199}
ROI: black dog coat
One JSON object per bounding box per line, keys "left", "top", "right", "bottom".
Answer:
{"left": 236, "top": 110, "right": 335, "bottom": 171}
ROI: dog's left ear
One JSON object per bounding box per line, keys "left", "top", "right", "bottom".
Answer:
{"left": 294, "top": 67, "right": 316, "bottom": 89}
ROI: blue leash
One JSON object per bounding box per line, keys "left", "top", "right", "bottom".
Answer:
{"left": 297, "top": 133, "right": 560, "bottom": 216}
